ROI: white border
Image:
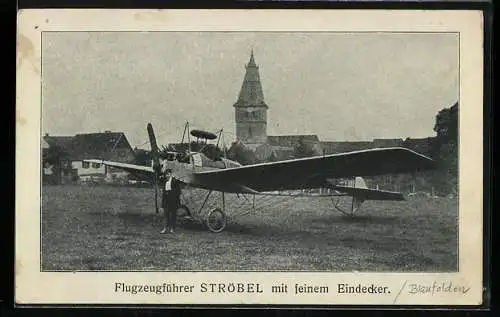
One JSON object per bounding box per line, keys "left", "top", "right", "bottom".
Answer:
{"left": 16, "top": 9, "right": 484, "bottom": 305}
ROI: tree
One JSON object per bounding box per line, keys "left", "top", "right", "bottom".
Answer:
{"left": 434, "top": 102, "right": 458, "bottom": 142}
{"left": 227, "top": 142, "right": 257, "bottom": 165}
{"left": 293, "top": 137, "right": 317, "bottom": 158}
{"left": 431, "top": 102, "right": 459, "bottom": 195}
{"left": 42, "top": 146, "right": 61, "bottom": 167}
{"left": 42, "top": 146, "right": 63, "bottom": 184}
{"left": 198, "top": 143, "right": 226, "bottom": 160}
{"left": 161, "top": 142, "right": 225, "bottom": 161}
{"left": 268, "top": 151, "right": 279, "bottom": 162}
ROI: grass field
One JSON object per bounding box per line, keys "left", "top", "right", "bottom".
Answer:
{"left": 41, "top": 185, "right": 458, "bottom": 272}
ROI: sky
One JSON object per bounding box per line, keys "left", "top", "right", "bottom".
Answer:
{"left": 42, "top": 32, "right": 458, "bottom": 148}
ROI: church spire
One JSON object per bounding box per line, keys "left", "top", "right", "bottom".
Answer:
{"left": 248, "top": 48, "right": 256, "bottom": 67}
{"left": 234, "top": 49, "right": 267, "bottom": 108}
{"left": 233, "top": 49, "right": 269, "bottom": 145}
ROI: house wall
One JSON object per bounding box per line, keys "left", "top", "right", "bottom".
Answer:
{"left": 235, "top": 117, "right": 267, "bottom": 145}
{"left": 72, "top": 160, "right": 106, "bottom": 176}
{"left": 71, "top": 161, "right": 129, "bottom": 183}
{"left": 309, "top": 142, "right": 323, "bottom": 155}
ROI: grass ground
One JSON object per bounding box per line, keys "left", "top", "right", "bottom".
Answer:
{"left": 41, "top": 185, "right": 458, "bottom": 272}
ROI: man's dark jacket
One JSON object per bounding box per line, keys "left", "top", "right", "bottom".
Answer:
{"left": 162, "top": 178, "right": 181, "bottom": 208}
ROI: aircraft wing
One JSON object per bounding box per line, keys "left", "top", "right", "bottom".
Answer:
{"left": 193, "top": 147, "right": 435, "bottom": 193}
{"left": 84, "top": 159, "right": 155, "bottom": 182}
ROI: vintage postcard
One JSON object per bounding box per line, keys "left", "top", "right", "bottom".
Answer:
{"left": 16, "top": 9, "right": 484, "bottom": 306}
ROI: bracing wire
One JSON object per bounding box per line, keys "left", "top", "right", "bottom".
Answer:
{"left": 179, "top": 185, "right": 342, "bottom": 224}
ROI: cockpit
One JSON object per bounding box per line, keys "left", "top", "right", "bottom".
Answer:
{"left": 160, "top": 127, "right": 242, "bottom": 169}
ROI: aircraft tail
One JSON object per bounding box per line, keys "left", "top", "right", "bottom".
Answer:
{"left": 332, "top": 176, "right": 404, "bottom": 215}
{"left": 354, "top": 176, "right": 367, "bottom": 189}
{"left": 334, "top": 176, "right": 404, "bottom": 201}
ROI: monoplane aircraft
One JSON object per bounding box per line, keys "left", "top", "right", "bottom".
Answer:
{"left": 85, "top": 122, "right": 435, "bottom": 232}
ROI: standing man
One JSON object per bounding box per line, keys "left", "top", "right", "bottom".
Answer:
{"left": 160, "top": 169, "right": 181, "bottom": 234}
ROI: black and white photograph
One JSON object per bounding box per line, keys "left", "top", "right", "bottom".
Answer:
{"left": 39, "top": 30, "right": 459, "bottom": 272}
{"left": 16, "top": 9, "right": 483, "bottom": 305}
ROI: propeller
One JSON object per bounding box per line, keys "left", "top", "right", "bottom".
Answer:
{"left": 147, "top": 123, "right": 161, "bottom": 214}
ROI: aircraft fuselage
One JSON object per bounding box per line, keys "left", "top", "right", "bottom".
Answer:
{"left": 160, "top": 152, "right": 244, "bottom": 192}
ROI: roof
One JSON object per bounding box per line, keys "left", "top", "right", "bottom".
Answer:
{"left": 44, "top": 136, "right": 74, "bottom": 149}
{"left": 44, "top": 132, "right": 135, "bottom": 162}
{"left": 321, "top": 138, "right": 409, "bottom": 155}
{"left": 321, "top": 141, "right": 374, "bottom": 154}
{"left": 233, "top": 50, "right": 268, "bottom": 109}
{"left": 267, "top": 135, "right": 320, "bottom": 147}
{"left": 372, "top": 138, "right": 404, "bottom": 147}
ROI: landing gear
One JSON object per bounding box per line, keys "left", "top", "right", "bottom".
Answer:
{"left": 332, "top": 195, "right": 364, "bottom": 216}
{"left": 206, "top": 208, "right": 227, "bottom": 233}
{"left": 180, "top": 189, "right": 228, "bottom": 233}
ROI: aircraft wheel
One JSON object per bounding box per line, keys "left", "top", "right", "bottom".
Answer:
{"left": 206, "top": 208, "right": 227, "bottom": 233}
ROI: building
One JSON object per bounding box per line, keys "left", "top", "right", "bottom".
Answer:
{"left": 230, "top": 50, "right": 433, "bottom": 164}
{"left": 373, "top": 138, "right": 404, "bottom": 148}
{"left": 42, "top": 131, "right": 135, "bottom": 184}
{"left": 233, "top": 49, "right": 268, "bottom": 148}
{"left": 267, "top": 135, "right": 321, "bottom": 151}
{"left": 232, "top": 51, "right": 322, "bottom": 160}
{"left": 320, "top": 141, "right": 374, "bottom": 155}
{"left": 230, "top": 51, "right": 374, "bottom": 161}
{"left": 320, "top": 139, "right": 404, "bottom": 155}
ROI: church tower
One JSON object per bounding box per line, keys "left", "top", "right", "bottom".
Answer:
{"left": 233, "top": 50, "right": 268, "bottom": 146}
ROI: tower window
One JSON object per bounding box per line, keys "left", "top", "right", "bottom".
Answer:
{"left": 248, "top": 127, "right": 252, "bottom": 137}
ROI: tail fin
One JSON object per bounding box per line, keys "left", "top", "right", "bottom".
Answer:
{"left": 335, "top": 176, "right": 404, "bottom": 201}
{"left": 354, "top": 176, "right": 367, "bottom": 189}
